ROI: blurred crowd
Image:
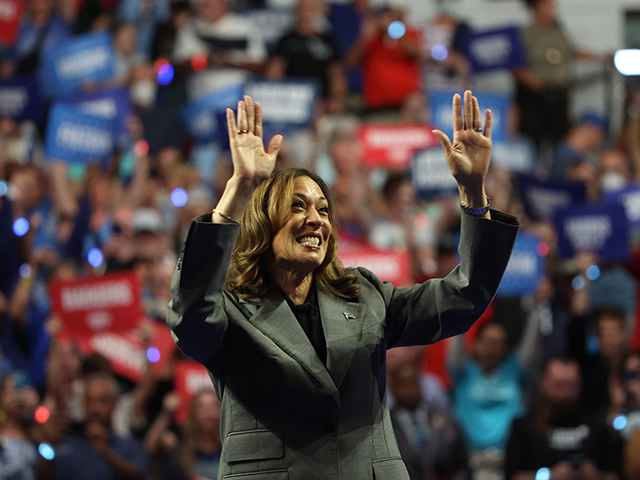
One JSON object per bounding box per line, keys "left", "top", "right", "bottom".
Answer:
{"left": 1, "top": 0, "right": 640, "bottom": 479}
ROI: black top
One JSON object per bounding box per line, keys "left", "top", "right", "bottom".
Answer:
{"left": 283, "top": 285, "right": 327, "bottom": 365}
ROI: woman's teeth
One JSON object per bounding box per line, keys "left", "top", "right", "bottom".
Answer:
{"left": 298, "top": 237, "right": 320, "bottom": 246}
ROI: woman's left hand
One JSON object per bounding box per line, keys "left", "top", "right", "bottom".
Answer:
{"left": 432, "top": 90, "right": 492, "bottom": 203}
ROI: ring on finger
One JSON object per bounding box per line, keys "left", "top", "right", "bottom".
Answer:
{"left": 237, "top": 130, "right": 248, "bottom": 134}
{"left": 473, "top": 127, "right": 483, "bottom": 132}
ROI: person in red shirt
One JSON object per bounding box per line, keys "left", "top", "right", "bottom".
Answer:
{"left": 346, "top": 1, "right": 422, "bottom": 111}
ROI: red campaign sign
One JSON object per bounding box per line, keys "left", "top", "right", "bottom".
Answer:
{"left": 359, "top": 124, "right": 439, "bottom": 169}
{"left": 50, "top": 271, "right": 144, "bottom": 337}
{"left": 0, "top": 0, "right": 24, "bottom": 47}
{"left": 338, "top": 239, "right": 413, "bottom": 287}
{"left": 76, "top": 322, "right": 177, "bottom": 382}
{"left": 173, "top": 360, "right": 214, "bottom": 424}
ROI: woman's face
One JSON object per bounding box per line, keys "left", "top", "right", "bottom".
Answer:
{"left": 270, "top": 176, "right": 332, "bottom": 272}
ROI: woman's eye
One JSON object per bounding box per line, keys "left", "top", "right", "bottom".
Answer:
{"left": 319, "top": 206, "right": 329, "bottom": 214}
{"left": 292, "top": 201, "right": 304, "bottom": 209}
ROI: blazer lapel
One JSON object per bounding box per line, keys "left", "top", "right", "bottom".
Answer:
{"left": 245, "top": 290, "right": 340, "bottom": 404}
{"left": 317, "top": 288, "right": 366, "bottom": 390}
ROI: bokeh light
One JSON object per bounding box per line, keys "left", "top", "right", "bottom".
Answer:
{"left": 191, "top": 53, "right": 207, "bottom": 72}
{"left": 572, "top": 275, "right": 585, "bottom": 291}
{"left": 431, "top": 44, "right": 449, "bottom": 61}
{"left": 414, "top": 213, "right": 430, "bottom": 229}
{"left": 88, "top": 248, "right": 104, "bottom": 268}
{"left": 171, "top": 188, "right": 188, "bottom": 208}
{"left": 586, "top": 265, "right": 600, "bottom": 281}
{"left": 388, "top": 21, "right": 406, "bottom": 39}
{"left": 0, "top": 180, "right": 7, "bottom": 196}
{"left": 147, "top": 346, "right": 161, "bottom": 363}
{"left": 536, "top": 242, "right": 549, "bottom": 257}
{"left": 35, "top": 406, "right": 50, "bottom": 424}
{"left": 613, "top": 415, "right": 628, "bottom": 431}
{"left": 157, "top": 64, "right": 175, "bottom": 86}
{"left": 614, "top": 49, "right": 640, "bottom": 76}
{"left": 535, "top": 468, "right": 550, "bottom": 480}
{"left": 39, "top": 443, "right": 55, "bottom": 460}
{"left": 135, "top": 140, "right": 150, "bottom": 157}
{"left": 13, "top": 218, "right": 30, "bottom": 236}
{"left": 154, "top": 59, "right": 169, "bottom": 73}
{"left": 19, "top": 264, "right": 32, "bottom": 278}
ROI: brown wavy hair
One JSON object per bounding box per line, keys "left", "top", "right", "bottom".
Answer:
{"left": 225, "top": 168, "right": 360, "bottom": 300}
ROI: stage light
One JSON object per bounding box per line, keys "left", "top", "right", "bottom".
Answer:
{"left": 614, "top": 49, "right": 640, "bottom": 76}
{"left": 135, "top": 140, "right": 150, "bottom": 157}
{"left": 0, "top": 180, "right": 7, "bottom": 196}
{"left": 88, "top": 248, "right": 103, "bottom": 267}
{"left": 535, "top": 468, "right": 550, "bottom": 480}
{"left": 191, "top": 53, "right": 207, "bottom": 72}
{"left": 431, "top": 44, "right": 448, "bottom": 61}
{"left": 154, "top": 59, "right": 169, "bottom": 73}
{"left": 147, "top": 347, "right": 161, "bottom": 363}
{"left": 586, "top": 265, "right": 600, "bottom": 281}
{"left": 413, "top": 213, "right": 429, "bottom": 229}
{"left": 171, "top": 188, "right": 188, "bottom": 208}
{"left": 613, "top": 415, "right": 628, "bottom": 431}
{"left": 13, "top": 218, "right": 29, "bottom": 236}
{"left": 572, "top": 275, "right": 585, "bottom": 291}
{"left": 536, "top": 242, "right": 549, "bottom": 257}
{"left": 388, "top": 21, "right": 406, "bottom": 39}
{"left": 157, "top": 64, "right": 175, "bottom": 86}
{"left": 35, "top": 406, "right": 50, "bottom": 424}
{"left": 39, "top": 443, "right": 55, "bottom": 460}
{"left": 19, "top": 264, "right": 32, "bottom": 278}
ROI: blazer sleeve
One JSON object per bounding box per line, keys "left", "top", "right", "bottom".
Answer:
{"left": 358, "top": 209, "right": 520, "bottom": 348}
{"left": 166, "top": 214, "right": 240, "bottom": 364}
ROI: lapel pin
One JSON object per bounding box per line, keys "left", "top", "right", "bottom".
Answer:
{"left": 343, "top": 312, "right": 355, "bottom": 321}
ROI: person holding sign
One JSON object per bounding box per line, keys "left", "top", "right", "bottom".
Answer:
{"left": 167, "top": 91, "right": 520, "bottom": 479}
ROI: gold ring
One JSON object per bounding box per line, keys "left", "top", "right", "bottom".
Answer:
{"left": 238, "top": 129, "right": 248, "bottom": 134}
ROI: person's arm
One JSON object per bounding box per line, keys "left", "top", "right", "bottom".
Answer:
{"left": 166, "top": 97, "right": 282, "bottom": 364}
{"left": 49, "top": 162, "right": 78, "bottom": 218}
{"left": 264, "top": 55, "right": 286, "bottom": 81}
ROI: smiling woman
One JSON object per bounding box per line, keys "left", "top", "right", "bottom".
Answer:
{"left": 167, "top": 94, "right": 520, "bottom": 480}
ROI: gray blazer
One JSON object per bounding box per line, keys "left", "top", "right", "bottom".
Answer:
{"left": 167, "top": 210, "right": 519, "bottom": 480}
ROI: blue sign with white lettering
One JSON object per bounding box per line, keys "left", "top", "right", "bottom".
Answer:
{"left": 429, "top": 89, "right": 509, "bottom": 144}
{"left": 519, "top": 175, "right": 586, "bottom": 221}
{"left": 244, "top": 79, "right": 318, "bottom": 129}
{"left": 411, "top": 147, "right": 459, "bottom": 200}
{"left": 463, "top": 26, "right": 526, "bottom": 73}
{"left": 59, "top": 87, "right": 131, "bottom": 136}
{"left": 497, "top": 233, "right": 544, "bottom": 297}
{"left": 554, "top": 203, "right": 629, "bottom": 261}
{"left": 45, "top": 103, "right": 117, "bottom": 163}
{"left": 0, "top": 76, "right": 45, "bottom": 122}
{"left": 41, "top": 32, "right": 117, "bottom": 97}
{"left": 604, "top": 185, "right": 640, "bottom": 227}
{"left": 180, "top": 84, "right": 244, "bottom": 144}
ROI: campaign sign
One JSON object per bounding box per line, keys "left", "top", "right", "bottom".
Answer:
{"left": 45, "top": 103, "right": 117, "bottom": 163}
{"left": 338, "top": 240, "right": 412, "bottom": 286}
{"left": 412, "top": 147, "right": 459, "bottom": 199}
{"left": 497, "top": 233, "right": 544, "bottom": 297}
{"left": 180, "top": 83, "right": 244, "bottom": 144}
{"left": 604, "top": 185, "right": 640, "bottom": 227}
{"left": 519, "top": 175, "right": 586, "bottom": 221}
{"left": 429, "top": 90, "right": 509, "bottom": 144}
{"left": 0, "top": 76, "right": 45, "bottom": 122}
{"left": 463, "top": 26, "right": 525, "bottom": 73}
{"left": 244, "top": 80, "right": 318, "bottom": 129}
{"left": 359, "top": 124, "right": 439, "bottom": 169}
{"left": 49, "top": 271, "right": 144, "bottom": 337}
{"left": 75, "top": 323, "right": 177, "bottom": 382}
{"left": 554, "top": 204, "right": 629, "bottom": 261}
{"left": 491, "top": 137, "right": 536, "bottom": 173}
{"left": 59, "top": 87, "right": 132, "bottom": 136}
{"left": 245, "top": 9, "right": 293, "bottom": 47}
{"left": 0, "top": 0, "right": 24, "bottom": 47}
{"left": 41, "top": 31, "right": 117, "bottom": 97}
{"left": 174, "top": 360, "right": 214, "bottom": 424}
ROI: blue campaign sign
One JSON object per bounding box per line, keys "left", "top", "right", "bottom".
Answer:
{"left": 244, "top": 80, "right": 318, "bottom": 129}
{"left": 0, "top": 76, "right": 45, "bottom": 122}
{"left": 411, "top": 147, "right": 458, "bottom": 200}
{"left": 41, "top": 32, "right": 117, "bottom": 97}
{"left": 59, "top": 87, "right": 131, "bottom": 135}
{"left": 463, "top": 26, "right": 526, "bottom": 73}
{"left": 497, "top": 233, "right": 545, "bottom": 297}
{"left": 429, "top": 89, "right": 509, "bottom": 144}
{"left": 604, "top": 185, "right": 640, "bottom": 227}
{"left": 554, "top": 203, "right": 629, "bottom": 262}
{"left": 45, "top": 103, "right": 117, "bottom": 163}
{"left": 519, "top": 175, "right": 586, "bottom": 221}
{"left": 180, "top": 84, "right": 244, "bottom": 144}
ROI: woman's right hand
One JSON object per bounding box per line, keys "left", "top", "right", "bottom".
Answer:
{"left": 227, "top": 95, "right": 282, "bottom": 186}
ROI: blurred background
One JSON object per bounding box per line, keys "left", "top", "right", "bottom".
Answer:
{"left": 1, "top": 0, "right": 640, "bottom": 478}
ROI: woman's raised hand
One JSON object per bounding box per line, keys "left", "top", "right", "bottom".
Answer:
{"left": 227, "top": 96, "right": 282, "bottom": 185}
{"left": 432, "top": 90, "right": 492, "bottom": 205}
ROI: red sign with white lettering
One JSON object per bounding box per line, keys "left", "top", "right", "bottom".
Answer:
{"left": 174, "top": 360, "right": 214, "bottom": 424}
{"left": 359, "top": 124, "right": 439, "bottom": 169}
{"left": 0, "top": 0, "right": 24, "bottom": 47}
{"left": 338, "top": 239, "right": 413, "bottom": 286}
{"left": 50, "top": 271, "right": 144, "bottom": 337}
